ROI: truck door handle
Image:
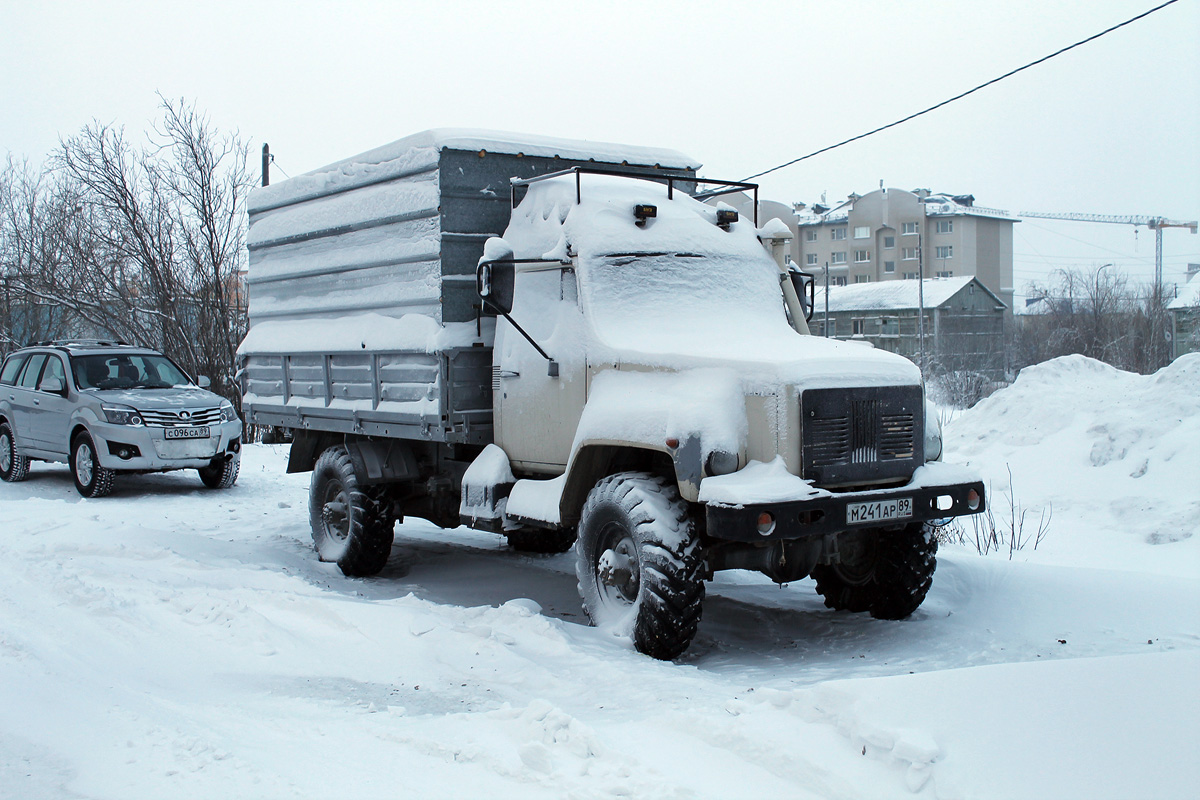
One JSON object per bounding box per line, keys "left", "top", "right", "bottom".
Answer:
{"left": 499, "top": 370, "right": 520, "bottom": 379}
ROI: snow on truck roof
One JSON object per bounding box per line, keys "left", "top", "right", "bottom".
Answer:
{"left": 249, "top": 129, "right": 701, "bottom": 214}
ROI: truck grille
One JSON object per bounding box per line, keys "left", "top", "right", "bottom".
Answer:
{"left": 139, "top": 407, "right": 223, "bottom": 427}
{"left": 802, "top": 387, "right": 922, "bottom": 487}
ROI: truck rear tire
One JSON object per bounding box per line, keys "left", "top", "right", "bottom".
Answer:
{"left": 309, "top": 446, "right": 393, "bottom": 577}
{"left": 575, "top": 471, "right": 704, "bottom": 660}
{"left": 812, "top": 522, "right": 937, "bottom": 620}
{"left": 505, "top": 527, "right": 577, "bottom": 554}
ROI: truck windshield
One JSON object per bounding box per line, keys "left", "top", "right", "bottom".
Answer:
{"left": 72, "top": 354, "right": 193, "bottom": 390}
{"left": 579, "top": 250, "right": 792, "bottom": 356}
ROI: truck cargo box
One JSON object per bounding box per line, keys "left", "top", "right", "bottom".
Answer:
{"left": 239, "top": 130, "right": 699, "bottom": 443}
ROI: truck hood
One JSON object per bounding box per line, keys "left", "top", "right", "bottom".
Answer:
{"left": 83, "top": 387, "right": 228, "bottom": 410}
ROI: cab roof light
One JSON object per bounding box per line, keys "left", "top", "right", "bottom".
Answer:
{"left": 634, "top": 204, "right": 657, "bottom": 227}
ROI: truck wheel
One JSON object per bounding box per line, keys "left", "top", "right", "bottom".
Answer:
{"left": 198, "top": 455, "right": 240, "bottom": 489}
{"left": 71, "top": 431, "right": 115, "bottom": 498}
{"left": 505, "top": 527, "right": 577, "bottom": 554}
{"left": 0, "top": 422, "right": 30, "bottom": 482}
{"left": 575, "top": 471, "right": 705, "bottom": 660}
{"left": 812, "top": 522, "right": 937, "bottom": 619}
{"left": 309, "top": 446, "right": 393, "bottom": 577}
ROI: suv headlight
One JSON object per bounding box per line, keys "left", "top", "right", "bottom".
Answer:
{"left": 924, "top": 400, "right": 942, "bottom": 462}
{"left": 102, "top": 405, "right": 143, "bottom": 426}
{"left": 219, "top": 401, "right": 237, "bottom": 423}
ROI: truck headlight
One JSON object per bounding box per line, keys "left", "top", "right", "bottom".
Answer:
{"left": 219, "top": 401, "right": 237, "bottom": 423}
{"left": 705, "top": 450, "right": 739, "bottom": 476}
{"left": 102, "top": 405, "right": 143, "bottom": 426}
{"left": 924, "top": 401, "right": 942, "bottom": 462}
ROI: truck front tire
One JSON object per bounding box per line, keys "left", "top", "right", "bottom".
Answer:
{"left": 575, "top": 471, "right": 705, "bottom": 660}
{"left": 812, "top": 522, "right": 937, "bottom": 620}
{"left": 309, "top": 446, "right": 393, "bottom": 577}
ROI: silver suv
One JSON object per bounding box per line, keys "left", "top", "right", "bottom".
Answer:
{"left": 0, "top": 340, "right": 242, "bottom": 497}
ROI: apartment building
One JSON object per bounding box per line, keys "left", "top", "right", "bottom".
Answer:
{"left": 793, "top": 188, "right": 1017, "bottom": 313}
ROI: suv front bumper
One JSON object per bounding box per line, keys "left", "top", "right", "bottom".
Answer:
{"left": 90, "top": 420, "right": 243, "bottom": 471}
{"left": 704, "top": 463, "right": 985, "bottom": 542}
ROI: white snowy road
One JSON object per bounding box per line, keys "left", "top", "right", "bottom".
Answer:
{"left": 2, "top": 355, "right": 1199, "bottom": 799}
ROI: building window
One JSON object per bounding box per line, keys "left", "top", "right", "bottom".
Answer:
{"left": 902, "top": 247, "right": 917, "bottom": 260}
{"left": 854, "top": 250, "right": 870, "bottom": 263}
{"left": 903, "top": 272, "right": 919, "bottom": 280}
{"left": 936, "top": 270, "right": 954, "bottom": 278}
{"left": 936, "top": 245, "right": 953, "bottom": 259}
{"left": 852, "top": 319, "right": 865, "bottom": 335}
{"left": 806, "top": 253, "right": 818, "bottom": 266}
{"left": 831, "top": 228, "right": 847, "bottom": 241}
{"left": 902, "top": 222, "right": 919, "bottom": 235}
{"left": 883, "top": 235, "right": 895, "bottom": 248}
{"left": 805, "top": 230, "right": 818, "bottom": 242}
{"left": 820, "top": 319, "right": 836, "bottom": 336}
{"left": 936, "top": 220, "right": 953, "bottom": 234}
{"left": 854, "top": 275, "right": 871, "bottom": 283}
{"left": 853, "top": 226, "right": 870, "bottom": 239}
{"left": 831, "top": 251, "right": 846, "bottom": 264}
{"left": 884, "top": 260, "right": 895, "bottom": 273}
{"left": 881, "top": 317, "right": 898, "bottom": 335}
{"left": 832, "top": 276, "right": 847, "bottom": 286}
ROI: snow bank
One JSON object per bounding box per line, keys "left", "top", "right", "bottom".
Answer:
{"left": 943, "top": 353, "right": 1200, "bottom": 574}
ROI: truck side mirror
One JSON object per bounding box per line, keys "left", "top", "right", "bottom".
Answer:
{"left": 788, "top": 268, "right": 816, "bottom": 322}
{"left": 477, "top": 260, "right": 516, "bottom": 316}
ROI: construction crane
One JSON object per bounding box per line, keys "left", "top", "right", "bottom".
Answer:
{"left": 1017, "top": 211, "right": 1198, "bottom": 294}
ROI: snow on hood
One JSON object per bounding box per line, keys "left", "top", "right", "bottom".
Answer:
{"left": 84, "top": 386, "right": 226, "bottom": 410}
{"left": 504, "top": 173, "right": 921, "bottom": 390}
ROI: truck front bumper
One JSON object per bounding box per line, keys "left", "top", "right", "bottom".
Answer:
{"left": 705, "top": 468, "right": 985, "bottom": 542}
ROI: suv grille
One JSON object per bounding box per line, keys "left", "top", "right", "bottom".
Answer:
{"left": 802, "top": 386, "right": 922, "bottom": 487}
{"left": 139, "top": 407, "right": 222, "bottom": 427}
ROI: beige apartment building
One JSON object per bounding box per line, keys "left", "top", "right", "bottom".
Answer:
{"left": 792, "top": 188, "right": 1017, "bottom": 313}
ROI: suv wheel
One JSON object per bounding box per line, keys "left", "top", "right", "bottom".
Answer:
{"left": 71, "top": 431, "right": 115, "bottom": 498}
{"left": 0, "top": 422, "right": 31, "bottom": 482}
{"left": 198, "top": 455, "right": 240, "bottom": 489}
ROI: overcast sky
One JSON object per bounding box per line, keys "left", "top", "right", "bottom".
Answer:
{"left": 2, "top": 0, "right": 1197, "bottom": 299}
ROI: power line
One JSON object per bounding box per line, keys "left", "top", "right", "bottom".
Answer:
{"left": 740, "top": 0, "right": 1183, "bottom": 183}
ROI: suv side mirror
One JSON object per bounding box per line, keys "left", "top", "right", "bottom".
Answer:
{"left": 477, "top": 260, "right": 516, "bottom": 316}
{"left": 40, "top": 375, "right": 65, "bottom": 394}
{"left": 197, "top": 375, "right": 212, "bottom": 389}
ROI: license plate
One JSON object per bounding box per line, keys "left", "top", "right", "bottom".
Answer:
{"left": 164, "top": 426, "right": 210, "bottom": 440}
{"left": 847, "top": 497, "right": 913, "bottom": 525}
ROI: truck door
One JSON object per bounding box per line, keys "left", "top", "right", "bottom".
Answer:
{"left": 494, "top": 266, "right": 586, "bottom": 472}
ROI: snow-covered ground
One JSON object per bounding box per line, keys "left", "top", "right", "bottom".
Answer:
{"left": 1, "top": 355, "right": 1197, "bottom": 799}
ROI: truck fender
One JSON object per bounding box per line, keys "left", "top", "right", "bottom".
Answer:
{"left": 344, "top": 439, "right": 420, "bottom": 485}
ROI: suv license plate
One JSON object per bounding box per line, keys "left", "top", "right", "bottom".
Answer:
{"left": 165, "top": 426, "right": 210, "bottom": 440}
{"left": 847, "top": 497, "right": 913, "bottom": 525}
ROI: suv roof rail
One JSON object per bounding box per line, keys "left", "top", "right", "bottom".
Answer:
{"left": 29, "top": 339, "right": 132, "bottom": 348}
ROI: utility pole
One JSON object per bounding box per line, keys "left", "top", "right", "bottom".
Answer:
{"left": 823, "top": 261, "right": 830, "bottom": 337}
{"left": 917, "top": 233, "right": 925, "bottom": 377}
{"left": 262, "top": 143, "right": 270, "bottom": 187}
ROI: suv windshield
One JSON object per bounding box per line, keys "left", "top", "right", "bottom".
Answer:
{"left": 72, "top": 354, "right": 192, "bottom": 390}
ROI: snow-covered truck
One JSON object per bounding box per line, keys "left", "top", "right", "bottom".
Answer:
{"left": 239, "top": 129, "right": 985, "bottom": 659}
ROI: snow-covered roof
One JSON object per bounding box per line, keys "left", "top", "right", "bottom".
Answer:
{"left": 820, "top": 276, "right": 1005, "bottom": 312}
{"left": 250, "top": 129, "right": 700, "bottom": 214}
{"left": 1168, "top": 271, "right": 1200, "bottom": 310}
{"left": 921, "top": 194, "right": 1020, "bottom": 222}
